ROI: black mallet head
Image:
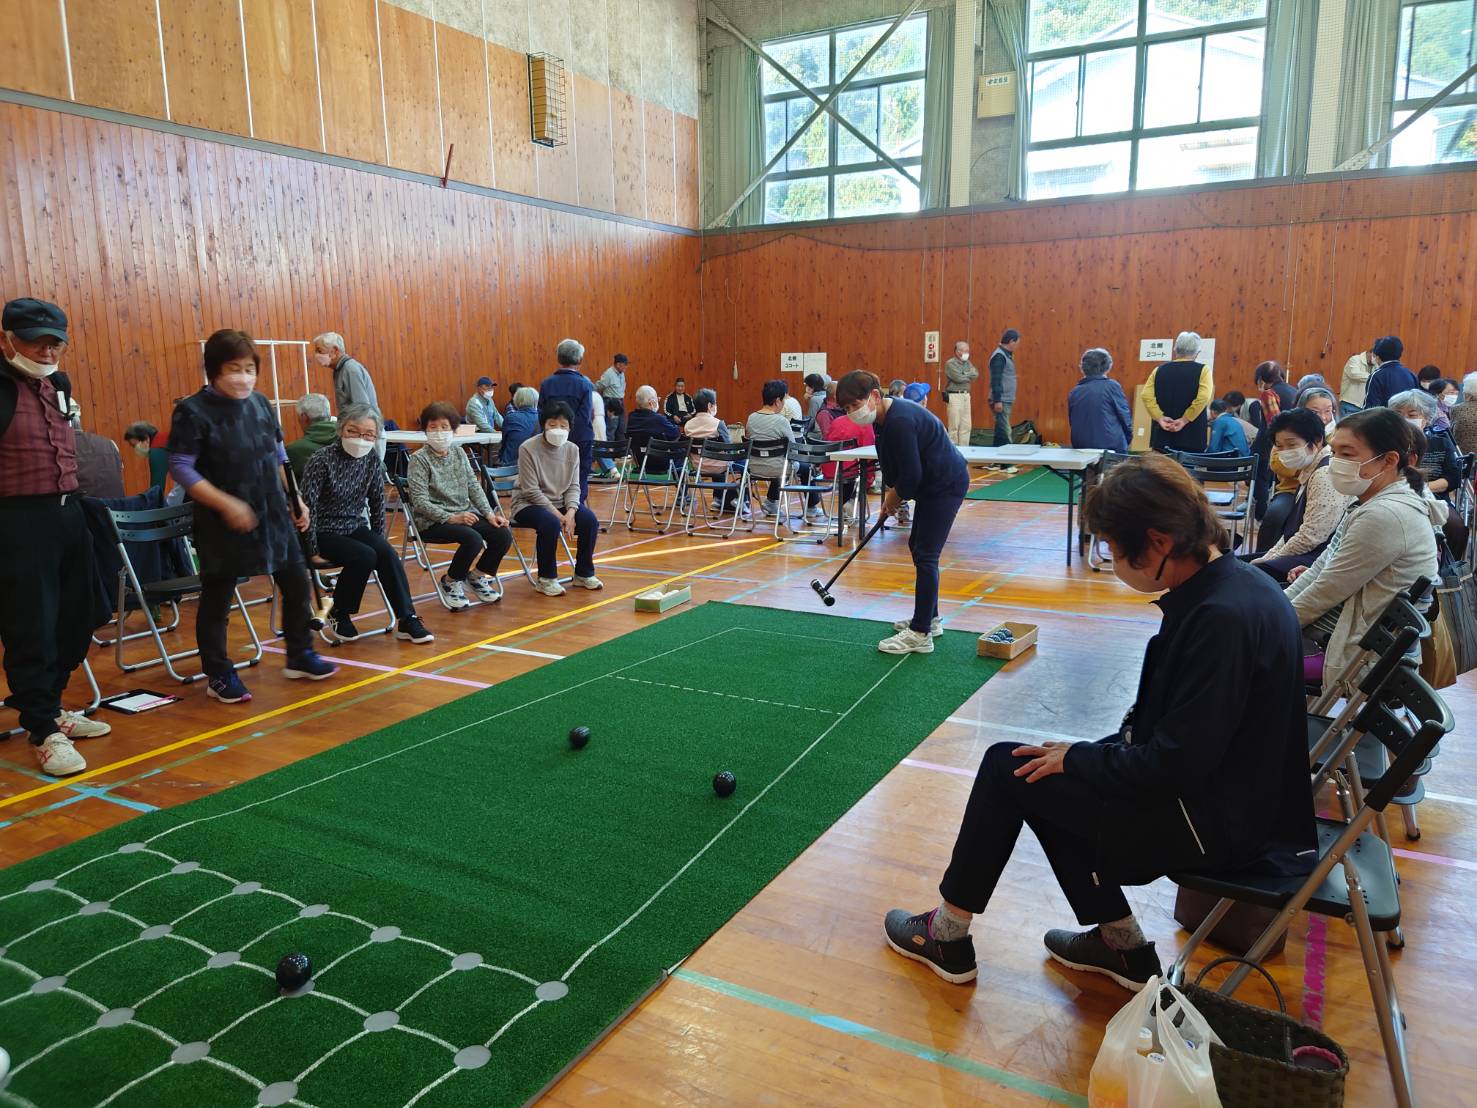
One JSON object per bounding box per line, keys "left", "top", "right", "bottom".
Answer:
{"left": 810, "top": 579, "right": 836, "bottom": 607}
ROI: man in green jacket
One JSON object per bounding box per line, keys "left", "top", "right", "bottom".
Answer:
{"left": 286, "top": 393, "right": 338, "bottom": 480}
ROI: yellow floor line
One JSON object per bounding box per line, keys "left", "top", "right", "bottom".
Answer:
{"left": 0, "top": 541, "right": 787, "bottom": 812}
{"left": 596, "top": 536, "right": 770, "bottom": 563}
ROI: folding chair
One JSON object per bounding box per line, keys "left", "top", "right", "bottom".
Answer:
{"left": 2, "top": 658, "right": 102, "bottom": 740}
{"left": 772, "top": 439, "right": 837, "bottom": 543}
{"left": 683, "top": 439, "right": 752, "bottom": 537}
{"left": 619, "top": 438, "right": 690, "bottom": 534}
{"left": 268, "top": 556, "right": 396, "bottom": 643}
{"left": 478, "top": 463, "right": 575, "bottom": 587}
{"left": 107, "top": 505, "right": 262, "bottom": 683}
{"left": 1175, "top": 452, "right": 1258, "bottom": 551}
{"left": 1169, "top": 666, "right": 1452, "bottom": 1108}
{"left": 388, "top": 472, "right": 506, "bottom": 608}
{"left": 592, "top": 438, "right": 630, "bottom": 531}
{"left": 744, "top": 438, "right": 791, "bottom": 520}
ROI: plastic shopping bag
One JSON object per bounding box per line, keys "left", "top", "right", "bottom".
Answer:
{"left": 1088, "top": 976, "right": 1223, "bottom": 1108}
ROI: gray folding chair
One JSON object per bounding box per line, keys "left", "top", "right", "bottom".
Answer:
{"left": 388, "top": 472, "right": 506, "bottom": 608}
{"left": 479, "top": 463, "right": 575, "bottom": 587}
{"left": 683, "top": 439, "right": 752, "bottom": 537}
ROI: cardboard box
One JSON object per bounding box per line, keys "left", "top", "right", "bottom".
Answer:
{"left": 634, "top": 585, "right": 692, "bottom": 613}
{"left": 977, "top": 621, "right": 1038, "bottom": 659}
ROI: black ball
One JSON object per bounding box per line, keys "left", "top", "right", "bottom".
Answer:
{"left": 568, "top": 726, "right": 591, "bottom": 750}
{"left": 712, "top": 770, "right": 736, "bottom": 798}
{"left": 275, "top": 952, "right": 312, "bottom": 991}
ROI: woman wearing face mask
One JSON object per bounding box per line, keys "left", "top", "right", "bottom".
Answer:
{"left": 1284, "top": 408, "right": 1439, "bottom": 690}
{"left": 835, "top": 370, "right": 968, "bottom": 655}
{"left": 510, "top": 402, "right": 603, "bottom": 596}
{"left": 406, "top": 401, "right": 513, "bottom": 610}
{"left": 1245, "top": 409, "right": 1346, "bottom": 583}
{"left": 124, "top": 420, "right": 171, "bottom": 492}
{"left": 882, "top": 453, "right": 1313, "bottom": 992}
{"left": 1425, "top": 377, "right": 1459, "bottom": 434}
{"left": 301, "top": 405, "right": 433, "bottom": 645}
{"left": 1388, "top": 389, "right": 1461, "bottom": 499}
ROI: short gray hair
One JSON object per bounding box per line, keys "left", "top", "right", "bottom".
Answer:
{"left": 1388, "top": 388, "right": 1437, "bottom": 420}
{"left": 634, "top": 384, "right": 659, "bottom": 409}
{"left": 513, "top": 386, "right": 539, "bottom": 410}
{"left": 1462, "top": 372, "right": 1477, "bottom": 401}
{"left": 296, "top": 393, "right": 331, "bottom": 422}
{"left": 338, "top": 403, "right": 381, "bottom": 435}
{"left": 312, "top": 332, "right": 345, "bottom": 354}
{"left": 1173, "top": 331, "right": 1202, "bottom": 358}
{"left": 1080, "top": 348, "right": 1113, "bottom": 377}
{"left": 556, "top": 338, "right": 584, "bottom": 366}
{"left": 693, "top": 388, "right": 717, "bottom": 412}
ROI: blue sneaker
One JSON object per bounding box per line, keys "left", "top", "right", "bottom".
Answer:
{"left": 283, "top": 651, "right": 338, "bottom": 681}
{"left": 207, "top": 672, "right": 253, "bottom": 704}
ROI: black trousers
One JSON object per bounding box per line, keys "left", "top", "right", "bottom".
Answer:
{"left": 199, "top": 566, "right": 312, "bottom": 677}
{"left": 513, "top": 505, "right": 597, "bottom": 579}
{"left": 419, "top": 519, "right": 512, "bottom": 581}
{"left": 940, "top": 742, "right": 1132, "bottom": 925}
{"left": 907, "top": 492, "right": 964, "bottom": 633}
{"left": 315, "top": 527, "right": 417, "bottom": 619}
{"left": 0, "top": 496, "right": 97, "bottom": 741}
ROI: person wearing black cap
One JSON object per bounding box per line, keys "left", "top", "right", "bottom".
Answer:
{"left": 465, "top": 375, "right": 502, "bottom": 434}
{"left": 0, "top": 298, "right": 112, "bottom": 776}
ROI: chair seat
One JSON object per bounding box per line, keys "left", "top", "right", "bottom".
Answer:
{"left": 1309, "top": 718, "right": 1430, "bottom": 801}
{"left": 139, "top": 574, "right": 203, "bottom": 599}
{"left": 628, "top": 473, "right": 680, "bottom": 485}
{"left": 1173, "top": 818, "right": 1401, "bottom": 930}
{"left": 1204, "top": 491, "right": 1235, "bottom": 505}
{"left": 688, "top": 477, "right": 741, "bottom": 490}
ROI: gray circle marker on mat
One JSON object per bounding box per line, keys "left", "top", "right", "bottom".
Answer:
{"left": 231, "top": 881, "right": 261, "bottom": 895}
{"left": 363, "top": 1011, "right": 399, "bottom": 1033}
{"left": 30, "top": 976, "right": 66, "bottom": 995}
{"left": 283, "top": 981, "right": 315, "bottom": 998}
{"left": 25, "top": 879, "right": 56, "bottom": 892}
{"left": 117, "top": 842, "right": 146, "bottom": 854}
{"left": 369, "top": 926, "right": 400, "bottom": 943}
{"left": 207, "top": 951, "right": 240, "bottom": 969}
{"left": 78, "top": 901, "right": 110, "bottom": 916}
{"left": 535, "top": 981, "right": 569, "bottom": 1002}
{"left": 299, "top": 904, "right": 329, "bottom": 918}
{"left": 96, "top": 1008, "right": 134, "bottom": 1028}
{"left": 139, "top": 924, "right": 172, "bottom": 941}
{"left": 257, "top": 1082, "right": 298, "bottom": 1106}
{"left": 454, "top": 1046, "right": 490, "bottom": 1070}
{"left": 171, "top": 861, "right": 199, "bottom": 875}
{"left": 451, "top": 953, "right": 482, "bottom": 971}
{"left": 171, "top": 1042, "right": 210, "bottom": 1064}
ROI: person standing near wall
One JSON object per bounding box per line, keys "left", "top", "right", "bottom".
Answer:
{"left": 1142, "top": 331, "right": 1214, "bottom": 453}
{"left": 539, "top": 339, "right": 599, "bottom": 504}
{"left": 989, "top": 329, "right": 1021, "bottom": 447}
{"left": 313, "top": 331, "right": 382, "bottom": 458}
{"left": 942, "top": 341, "right": 977, "bottom": 446}
{"left": 598, "top": 353, "right": 629, "bottom": 443}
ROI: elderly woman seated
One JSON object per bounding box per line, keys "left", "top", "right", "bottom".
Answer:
{"left": 499, "top": 387, "right": 540, "bottom": 466}
{"left": 1389, "top": 388, "right": 1462, "bottom": 500}
{"left": 511, "top": 402, "right": 603, "bottom": 597}
{"left": 882, "top": 454, "right": 1313, "bottom": 991}
{"left": 1245, "top": 408, "right": 1346, "bottom": 584}
{"left": 302, "top": 404, "right": 433, "bottom": 645}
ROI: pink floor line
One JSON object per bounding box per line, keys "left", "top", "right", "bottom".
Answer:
{"left": 1393, "top": 847, "right": 1477, "bottom": 873}
{"left": 1301, "top": 914, "right": 1328, "bottom": 1029}
{"left": 259, "top": 645, "right": 491, "bottom": 689}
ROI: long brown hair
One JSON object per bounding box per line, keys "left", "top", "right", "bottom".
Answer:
{"left": 1082, "top": 453, "right": 1228, "bottom": 568}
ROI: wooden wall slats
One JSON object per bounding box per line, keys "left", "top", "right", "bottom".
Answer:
{"left": 436, "top": 24, "right": 495, "bottom": 189}
{"left": 574, "top": 73, "right": 615, "bottom": 213}
{"left": 158, "top": 0, "right": 250, "bottom": 135}
{"left": 535, "top": 117, "right": 580, "bottom": 207}
{"left": 643, "top": 102, "right": 675, "bottom": 226}
{"left": 243, "top": 0, "right": 323, "bottom": 152}
{"left": 66, "top": 0, "right": 167, "bottom": 119}
{"left": 378, "top": 0, "right": 442, "bottom": 177}
{"left": 674, "top": 112, "right": 699, "bottom": 229}
{"left": 0, "top": 101, "right": 699, "bottom": 494}
{"left": 487, "top": 42, "right": 537, "bottom": 198}
{"left": 314, "top": 0, "right": 385, "bottom": 164}
{"left": 610, "top": 88, "right": 646, "bottom": 220}
{"left": 1, "top": 0, "right": 70, "bottom": 100}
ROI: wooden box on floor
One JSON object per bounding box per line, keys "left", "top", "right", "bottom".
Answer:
{"left": 977, "top": 622, "right": 1038, "bottom": 659}
{"left": 634, "top": 585, "right": 692, "bottom": 613}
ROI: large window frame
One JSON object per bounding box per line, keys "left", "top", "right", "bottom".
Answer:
{"left": 759, "top": 15, "right": 928, "bottom": 224}
{"left": 1390, "top": 0, "right": 1477, "bottom": 167}
{"left": 1024, "top": 2, "right": 1268, "bottom": 199}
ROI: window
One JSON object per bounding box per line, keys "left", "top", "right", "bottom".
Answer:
{"left": 1389, "top": 1, "right": 1477, "bottom": 167}
{"left": 1024, "top": 0, "right": 1267, "bottom": 200}
{"left": 760, "top": 16, "right": 926, "bottom": 223}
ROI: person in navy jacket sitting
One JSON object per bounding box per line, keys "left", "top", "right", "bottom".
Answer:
{"left": 1067, "top": 347, "right": 1131, "bottom": 453}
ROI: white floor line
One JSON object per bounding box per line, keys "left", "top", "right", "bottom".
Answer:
{"left": 396, "top": 968, "right": 455, "bottom": 1013}
{"left": 1425, "top": 790, "right": 1477, "bottom": 808}
{"left": 475, "top": 644, "right": 566, "bottom": 660}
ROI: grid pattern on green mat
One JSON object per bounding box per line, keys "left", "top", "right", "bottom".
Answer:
{"left": 0, "top": 602, "right": 1000, "bottom": 1108}
{"left": 965, "top": 467, "right": 1074, "bottom": 504}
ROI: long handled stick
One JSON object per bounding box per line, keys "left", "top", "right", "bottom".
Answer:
{"left": 282, "top": 462, "right": 330, "bottom": 630}
{"left": 809, "top": 514, "right": 888, "bottom": 607}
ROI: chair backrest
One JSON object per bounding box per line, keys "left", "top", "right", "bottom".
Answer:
{"left": 482, "top": 463, "right": 519, "bottom": 496}
{"left": 786, "top": 439, "right": 833, "bottom": 468}
{"left": 639, "top": 437, "right": 691, "bottom": 477}
{"left": 593, "top": 438, "right": 629, "bottom": 461}
{"left": 696, "top": 439, "right": 750, "bottom": 465}
{"left": 789, "top": 419, "right": 809, "bottom": 436}
{"left": 1176, "top": 452, "right": 1258, "bottom": 484}
{"left": 1354, "top": 666, "right": 1454, "bottom": 810}
{"left": 1356, "top": 590, "right": 1430, "bottom": 656}
{"left": 747, "top": 437, "right": 790, "bottom": 463}
{"left": 108, "top": 504, "right": 194, "bottom": 544}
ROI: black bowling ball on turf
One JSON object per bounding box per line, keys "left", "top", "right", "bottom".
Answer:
{"left": 568, "top": 726, "right": 591, "bottom": 750}
{"left": 712, "top": 771, "right": 736, "bottom": 798}
{"left": 276, "top": 952, "right": 312, "bottom": 991}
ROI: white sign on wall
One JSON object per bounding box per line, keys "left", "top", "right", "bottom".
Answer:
{"left": 802, "top": 352, "right": 827, "bottom": 375}
{"left": 780, "top": 352, "right": 803, "bottom": 373}
{"left": 1200, "top": 338, "right": 1216, "bottom": 373}
{"left": 1140, "top": 338, "right": 1172, "bottom": 363}
{"left": 924, "top": 331, "right": 940, "bottom": 363}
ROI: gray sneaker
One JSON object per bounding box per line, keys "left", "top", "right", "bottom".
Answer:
{"left": 883, "top": 909, "right": 977, "bottom": 984}
{"left": 1043, "top": 927, "right": 1161, "bottom": 992}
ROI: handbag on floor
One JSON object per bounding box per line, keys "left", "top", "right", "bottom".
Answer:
{"left": 1432, "top": 535, "right": 1477, "bottom": 677}
{"left": 1089, "top": 975, "right": 1223, "bottom": 1107}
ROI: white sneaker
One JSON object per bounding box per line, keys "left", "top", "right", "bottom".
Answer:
{"left": 35, "top": 733, "right": 86, "bottom": 776}
{"left": 440, "top": 575, "right": 470, "bottom": 610}
{"left": 877, "top": 628, "right": 935, "bottom": 655}
{"left": 805, "top": 506, "right": 828, "bottom": 523}
{"left": 534, "top": 577, "right": 566, "bottom": 596}
{"left": 57, "top": 710, "right": 111, "bottom": 738}
{"left": 572, "top": 575, "right": 604, "bottom": 590}
{"left": 468, "top": 575, "right": 500, "bottom": 603}
{"left": 893, "top": 617, "right": 943, "bottom": 637}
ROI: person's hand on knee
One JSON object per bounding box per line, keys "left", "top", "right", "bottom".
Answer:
{"left": 1012, "top": 742, "right": 1070, "bottom": 782}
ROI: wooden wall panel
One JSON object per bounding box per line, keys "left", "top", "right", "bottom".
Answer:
{"left": 158, "top": 0, "right": 250, "bottom": 135}
{"left": 610, "top": 88, "right": 646, "bottom": 220}
{"left": 66, "top": 0, "right": 167, "bottom": 119}
{"left": 243, "top": 0, "right": 323, "bottom": 151}
{"left": 0, "top": 100, "right": 699, "bottom": 494}
{"left": 700, "top": 173, "right": 1477, "bottom": 443}
{"left": 574, "top": 74, "right": 615, "bottom": 213}
{"left": 315, "top": 0, "right": 384, "bottom": 164}
{"left": 0, "top": 0, "right": 70, "bottom": 100}
{"left": 644, "top": 102, "right": 675, "bottom": 226}
{"left": 487, "top": 42, "right": 536, "bottom": 197}
{"left": 436, "top": 25, "right": 494, "bottom": 188}
{"left": 535, "top": 110, "right": 580, "bottom": 207}
{"left": 378, "top": 1, "right": 441, "bottom": 176}
{"left": 673, "top": 112, "right": 699, "bottom": 229}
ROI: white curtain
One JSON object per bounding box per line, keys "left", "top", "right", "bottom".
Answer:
{"left": 920, "top": 5, "right": 955, "bottom": 209}
{"left": 1257, "top": 0, "right": 1320, "bottom": 177}
{"left": 1333, "top": 0, "right": 1399, "bottom": 167}
{"left": 703, "top": 44, "right": 765, "bottom": 227}
{"left": 988, "top": 0, "right": 1028, "bottom": 200}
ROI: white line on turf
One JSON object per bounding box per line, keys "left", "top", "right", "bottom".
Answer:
{"left": 476, "top": 644, "right": 566, "bottom": 660}
{"left": 610, "top": 675, "right": 840, "bottom": 715}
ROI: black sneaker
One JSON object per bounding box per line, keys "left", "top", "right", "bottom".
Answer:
{"left": 1043, "top": 927, "right": 1161, "bottom": 992}
{"left": 323, "top": 612, "right": 359, "bottom": 644}
{"left": 397, "top": 616, "right": 434, "bottom": 644}
{"left": 883, "top": 908, "right": 977, "bottom": 984}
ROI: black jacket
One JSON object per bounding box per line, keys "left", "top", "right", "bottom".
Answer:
{"left": 1066, "top": 555, "right": 1316, "bottom": 884}
{"left": 875, "top": 397, "right": 968, "bottom": 501}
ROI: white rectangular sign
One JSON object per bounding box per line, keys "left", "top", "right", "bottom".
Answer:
{"left": 1140, "top": 338, "right": 1172, "bottom": 363}
{"left": 780, "top": 352, "right": 803, "bottom": 373}
{"left": 1200, "top": 337, "right": 1216, "bottom": 373}
{"left": 802, "top": 352, "right": 827, "bottom": 375}
{"left": 924, "top": 331, "right": 940, "bottom": 363}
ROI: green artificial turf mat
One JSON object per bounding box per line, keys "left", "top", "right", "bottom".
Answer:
{"left": 965, "top": 467, "right": 1074, "bottom": 504}
{"left": 0, "top": 602, "right": 1001, "bottom": 1107}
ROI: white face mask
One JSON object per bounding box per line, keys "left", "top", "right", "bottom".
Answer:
{"left": 1328, "top": 455, "right": 1379, "bottom": 497}
{"left": 313, "top": 352, "right": 333, "bottom": 368}
{"left": 544, "top": 427, "right": 569, "bottom": 448}
{"left": 1404, "top": 416, "right": 1426, "bottom": 431}
{"left": 1324, "top": 420, "right": 1337, "bottom": 438}
{"left": 1276, "top": 446, "right": 1313, "bottom": 470}
{"left": 848, "top": 398, "right": 878, "bottom": 426}
{"left": 425, "top": 430, "right": 455, "bottom": 452}
{"left": 1112, "top": 551, "right": 1168, "bottom": 594}
{"left": 132, "top": 441, "right": 151, "bottom": 457}
{"left": 341, "top": 437, "right": 375, "bottom": 459}
{"left": 7, "top": 351, "right": 57, "bottom": 378}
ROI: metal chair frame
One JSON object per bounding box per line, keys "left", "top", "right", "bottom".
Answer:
{"left": 682, "top": 439, "right": 753, "bottom": 538}
{"left": 618, "top": 438, "right": 691, "bottom": 534}
{"left": 773, "top": 439, "right": 838, "bottom": 543}
{"left": 478, "top": 463, "right": 576, "bottom": 587}
{"left": 389, "top": 472, "right": 508, "bottom": 608}
{"left": 2, "top": 658, "right": 102, "bottom": 739}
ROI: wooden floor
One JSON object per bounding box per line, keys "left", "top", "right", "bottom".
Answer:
{"left": 3, "top": 479, "right": 1476, "bottom": 1107}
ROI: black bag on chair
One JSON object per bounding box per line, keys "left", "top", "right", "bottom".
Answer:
{"left": 1433, "top": 536, "right": 1477, "bottom": 676}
